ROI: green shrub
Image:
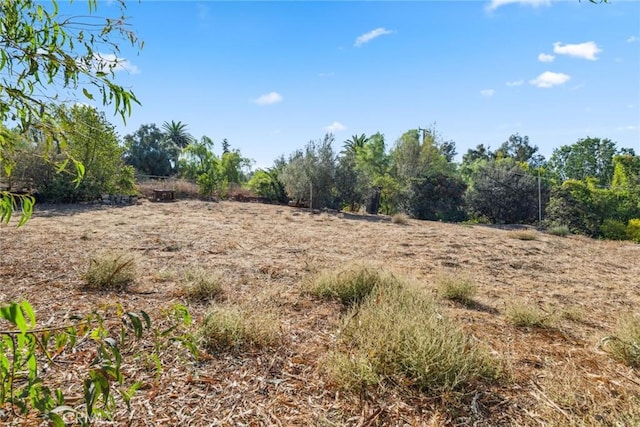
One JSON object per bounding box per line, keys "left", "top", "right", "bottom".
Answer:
{"left": 505, "top": 303, "right": 554, "bottom": 328}
{"left": 200, "top": 305, "right": 279, "bottom": 353}
{"left": 547, "top": 224, "right": 570, "bottom": 237}
{"left": 626, "top": 219, "right": 640, "bottom": 243}
{"left": 328, "top": 279, "right": 498, "bottom": 393}
{"left": 602, "top": 314, "right": 640, "bottom": 367}
{"left": 436, "top": 273, "right": 477, "bottom": 306}
{"left": 308, "top": 263, "right": 397, "bottom": 306}
{"left": 84, "top": 252, "right": 137, "bottom": 290}
{"left": 180, "top": 268, "right": 223, "bottom": 302}
{"left": 601, "top": 219, "right": 628, "bottom": 240}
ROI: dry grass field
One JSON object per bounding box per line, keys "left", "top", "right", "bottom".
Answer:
{"left": 1, "top": 199, "right": 639, "bottom": 426}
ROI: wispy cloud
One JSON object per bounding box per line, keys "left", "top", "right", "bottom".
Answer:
{"left": 553, "top": 41, "right": 602, "bottom": 60}
{"left": 480, "top": 89, "right": 495, "bottom": 97}
{"left": 318, "top": 72, "right": 335, "bottom": 78}
{"left": 627, "top": 36, "right": 638, "bottom": 43}
{"left": 529, "top": 71, "right": 571, "bottom": 88}
{"left": 617, "top": 125, "right": 638, "bottom": 131}
{"left": 92, "top": 53, "right": 140, "bottom": 74}
{"left": 506, "top": 80, "right": 524, "bottom": 87}
{"left": 354, "top": 28, "right": 393, "bottom": 47}
{"left": 486, "top": 0, "right": 551, "bottom": 12}
{"left": 325, "top": 121, "right": 346, "bottom": 132}
{"left": 252, "top": 91, "right": 283, "bottom": 106}
{"left": 538, "top": 53, "right": 555, "bottom": 63}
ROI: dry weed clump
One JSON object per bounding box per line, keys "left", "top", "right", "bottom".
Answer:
{"left": 83, "top": 251, "right": 137, "bottom": 290}
{"left": 505, "top": 303, "right": 555, "bottom": 328}
{"left": 327, "top": 277, "right": 498, "bottom": 394}
{"left": 508, "top": 230, "right": 538, "bottom": 241}
{"left": 435, "top": 272, "right": 477, "bottom": 305}
{"left": 391, "top": 213, "right": 410, "bottom": 225}
{"left": 179, "top": 268, "right": 224, "bottom": 302}
{"left": 601, "top": 314, "right": 640, "bottom": 367}
{"left": 199, "top": 305, "right": 280, "bottom": 353}
{"left": 307, "top": 263, "right": 396, "bottom": 306}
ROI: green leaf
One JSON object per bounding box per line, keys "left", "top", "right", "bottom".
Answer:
{"left": 82, "top": 87, "right": 94, "bottom": 100}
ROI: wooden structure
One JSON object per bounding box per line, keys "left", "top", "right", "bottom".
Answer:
{"left": 153, "top": 189, "right": 175, "bottom": 202}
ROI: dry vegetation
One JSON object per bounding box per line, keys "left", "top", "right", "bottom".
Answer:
{"left": 1, "top": 199, "right": 639, "bottom": 425}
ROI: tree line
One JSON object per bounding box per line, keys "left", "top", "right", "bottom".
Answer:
{"left": 2, "top": 109, "right": 639, "bottom": 241}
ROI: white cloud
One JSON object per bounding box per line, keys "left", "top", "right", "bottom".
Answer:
{"left": 486, "top": 0, "right": 551, "bottom": 12}
{"left": 252, "top": 91, "right": 283, "bottom": 106}
{"left": 92, "top": 53, "right": 140, "bottom": 74}
{"left": 538, "top": 53, "right": 555, "bottom": 63}
{"left": 553, "top": 41, "right": 602, "bottom": 60}
{"left": 617, "top": 125, "right": 638, "bottom": 131}
{"left": 627, "top": 36, "right": 638, "bottom": 43}
{"left": 506, "top": 80, "right": 524, "bottom": 87}
{"left": 354, "top": 28, "right": 393, "bottom": 47}
{"left": 324, "top": 121, "right": 346, "bottom": 132}
{"left": 529, "top": 71, "right": 571, "bottom": 88}
{"left": 480, "top": 89, "right": 495, "bottom": 97}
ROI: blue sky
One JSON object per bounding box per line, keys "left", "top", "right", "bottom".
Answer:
{"left": 90, "top": 0, "right": 638, "bottom": 168}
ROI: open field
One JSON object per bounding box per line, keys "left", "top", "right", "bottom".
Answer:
{"left": 1, "top": 199, "right": 639, "bottom": 426}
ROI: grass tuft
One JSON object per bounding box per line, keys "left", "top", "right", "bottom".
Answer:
{"left": 435, "top": 273, "right": 477, "bottom": 306}
{"left": 84, "top": 251, "right": 137, "bottom": 291}
{"left": 391, "top": 213, "right": 410, "bottom": 225}
{"left": 179, "top": 268, "right": 224, "bottom": 302}
{"left": 602, "top": 314, "right": 640, "bottom": 367}
{"left": 507, "top": 230, "right": 538, "bottom": 241}
{"left": 308, "top": 263, "right": 397, "bottom": 306}
{"left": 328, "top": 276, "right": 498, "bottom": 394}
{"left": 199, "top": 305, "right": 280, "bottom": 353}
{"left": 547, "top": 224, "right": 570, "bottom": 237}
{"left": 505, "top": 303, "right": 554, "bottom": 328}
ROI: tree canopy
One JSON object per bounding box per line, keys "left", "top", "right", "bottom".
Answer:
{"left": 1, "top": 0, "right": 141, "bottom": 224}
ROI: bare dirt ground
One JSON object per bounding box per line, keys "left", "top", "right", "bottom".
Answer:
{"left": 1, "top": 199, "right": 639, "bottom": 426}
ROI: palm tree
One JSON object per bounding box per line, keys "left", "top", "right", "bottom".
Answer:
{"left": 162, "top": 120, "right": 194, "bottom": 175}
{"left": 162, "top": 120, "right": 194, "bottom": 149}
{"left": 342, "top": 133, "right": 368, "bottom": 156}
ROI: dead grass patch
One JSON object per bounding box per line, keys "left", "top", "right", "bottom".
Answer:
{"left": 83, "top": 251, "right": 137, "bottom": 291}
{"left": 435, "top": 271, "right": 477, "bottom": 306}
{"left": 307, "top": 262, "right": 395, "bottom": 306}
{"left": 508, "top": 230, "right": 538, "bottom": 241}
{"left": 328, "top": 277, "right": 498, "bottom": 394}
{"left": 601, "top": 314, "right": 640, "bottom": 367}
{"left": 391, "top": 212, "right": 410, "bottom": 225}
{"left": 199, "top": 304, "right": 280, "bottom": 353}
{"left": 179, "top": 268, "right": 224, "bottom": 303}
{"left": 506, "top": 303, "right": 556, "bottom": 328}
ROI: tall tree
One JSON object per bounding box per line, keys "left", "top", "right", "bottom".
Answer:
{"left": 123, "top": 124, "right": 174, "bottom": 177}
{"left": 342, "top": 134, "right": 369, "bottom": 156}
{"left": 0, "top": 0, "right": 141, "bottom": 224}
{"left": 548, "top": 137, "right": 619, "bottom": 186}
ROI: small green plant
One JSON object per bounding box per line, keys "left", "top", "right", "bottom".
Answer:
{"left": 601, "top": 219, "right": 627, "bottom": 240}
{"left": 507, "top": 230, "right": 538, "bottom": 241}
{"left": 435, "top": 273, "right": 477, "bottom": 306}
{"left": 199, "top": 305, "right": 280, "bottom": 353}
{"left": 626, "top": 218, "right": 640, "bottom": 243}
{"left": 391, "top": 213, "right": 409, "bottom": 225}
{"left": 547, "top": 224, "right": 570, "bottom": 237}
{"left": 328, "top": 278, "right": 498, "bottom": 394}
{"left": 601, "top": 314, "right": 640, "bottom": 367}
{"left": 0, "top": 300, "right": 154, "bottom": 426}
{"left": 308, "top": 263, "right": 397, "bottom": 306}
{"left": 180, "top": 268, "right": 223, "bottom": 302}
{"left": 84, "top": 251, "right": 137, "bottom": 290}
{"left": 505, "top": 303, "right": 554, "bottom": 328}
{"left": 560, "top": 306, "right": 584, "bottom": 322}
